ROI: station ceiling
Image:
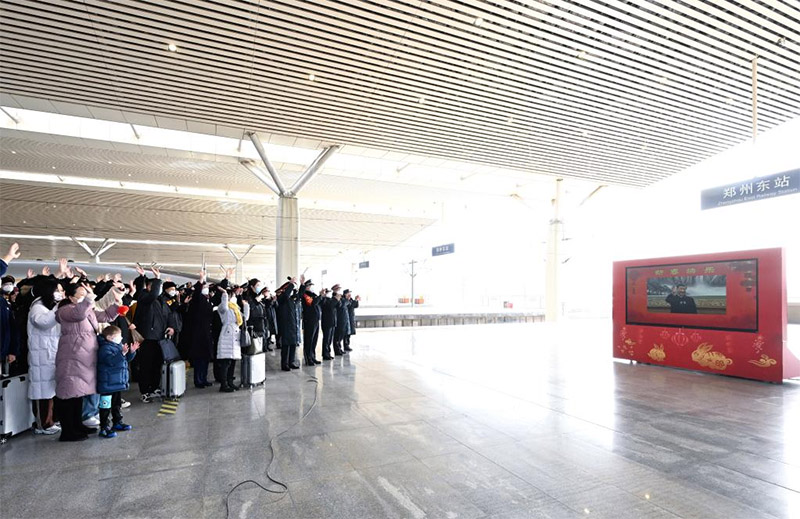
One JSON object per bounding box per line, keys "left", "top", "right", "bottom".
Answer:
{"left": 1, "top": 0, "right": 799, "bottom": 276}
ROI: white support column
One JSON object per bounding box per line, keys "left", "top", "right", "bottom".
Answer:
{"left": 224, "top": 244, "right": 256, "bottom": 285}
{"left": 545, "top": 179, "right": 563, "bottom": 322}
{"left": 276, "top": 196, "right": 299, "bottom": 283}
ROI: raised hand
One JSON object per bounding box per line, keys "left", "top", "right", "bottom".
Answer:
{"left": 104, "top": 273, "right": 112, "bottom": 282}
{"left": 165, "top": 276, "right": 172, "bottom": 282}
{"left": 81, "top": 282, "right": 95, "bottom": 297}
{"left": 135, "top": 264, "right": 145, "bottom": 276}
{"left": 96, "top": 275, "right": 105, "bottom": 282}
{"left": 74, "top": 266, "right": 88, "bottom": 278}
{"left": 2, "top": 243, "right": 21, "bottom": 264}
{"left": 199, "top": 269, "right": 207, "bottom": 284}
{"left": 130, "top": 341, "right": 140, "bottom": 352}
{"left": 42, "top": 266, "right": 51, "bottom": 276}
{"left": 113, "top": 273, "right": 123, "bottom": 282}
{"left": 27, "top": 268, "right": 35, "bottom": 279}
{"left": 225, "top": 268, "right": 234, "bottom": 279}
{"left": 151, "top": 267, "right": 161, "bottom": 279}
{"left": 58, "top": 258, "right": 68, "bottom": 276}
{"left": 128, "top": 281, "right": 137, "bottom": 297}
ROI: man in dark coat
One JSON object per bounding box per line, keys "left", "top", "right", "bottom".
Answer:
{"left": 333, "top": 292, "right": 350, "bottom": 356}
{"left": 132, "top": 267, "right": 176, "bottom": 402}
{"left": 276, "top": 276, "right": 304, "bottom": 371}
{"left": 187, "top": 271, "right": 214, "bottom": 388}
{"left": 343, "top": 290, "right": 360, "bottom": 352}
{"left": 320, "top": 288, "right": 338, "bottom": 360}
{"left": 665, "top": 284, "right": 698, "bottom": 314}
{"left": 243, "top": 278, "right": 268, "bottom": 353}
{"left": 301, "top": 280, "right": 323, "bottom": 366}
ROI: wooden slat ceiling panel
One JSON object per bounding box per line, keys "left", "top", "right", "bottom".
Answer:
{"left": 0, "top": 181, "right": 434, "bottom": 249}
{"left": 1, "top": 0, "right": 799, "bottom": 187}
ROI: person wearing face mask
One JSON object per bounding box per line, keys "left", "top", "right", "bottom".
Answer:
{"left": 27, "top": 278, "right": 65, "bottom": 434}
{"left": 54, "top": 282, "right": 121, "bottom": 441}
{"left": 243, "top": 278, "right": 268, "bottom": 354}
{"left": 161, "top": 280, "right": 184, "bottom": 353}
{"left": 1, "top": 274, "right": 21, "bottom": 375}
{"left": 132, "top": 267, "right": 176, "bottom": 403}
{"left": 216, "top": 286, "right": 249, "bottom": 391}
{"left": 187, "top": 270, "right": 214, "bottom": 388}
{"left": 95, "top": 325, "right": 138, "bottom": 438}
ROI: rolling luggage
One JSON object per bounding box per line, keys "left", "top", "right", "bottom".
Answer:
{"left": 240, "top": 353, "right": 266, "bottom": 387}
{"left": 1, "top": 375, "right": 35, "bottom": 443}
{"left": 160, "top": 360, "right": 186, "bottom": 399}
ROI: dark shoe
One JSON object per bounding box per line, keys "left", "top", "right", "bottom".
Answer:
{"left": 281, "top": 367, "right": 291, "bottom": 371}
{"left": 344, "top": 347, "right": 352, "bottom": 352}
{"left": 195, "top": 384, "right": 207, "bottom": 389}
{"left": 232, "top": 385, "right": 240, "bottom": 391}
{"left": 220, "top": 386, "right": 235, "bottom": 393}
{"left": 291, "top": 364, "right": 300, "bottom": 369}
{"left": 99, "top": 428, "right": 117, "bottom": 439}
{"left": 314, "top": 360, "right": 322, "bottom": 365}
{"left": 323, "top": 356, "right": 333, "bottom": 360}
{"left": 82, "top": 426, "right": 98, "bottom": 434}
{"left": 203, "top": 382, "right": 213, "bottom": 387}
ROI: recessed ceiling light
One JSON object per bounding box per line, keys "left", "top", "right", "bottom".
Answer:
{"left": 577, "top": 50, "right": 588, "bottom": 60}
{"left": 725, "top": 96, "right": 735, "bottom": 105}
{"left": 10, "top": 151, "right": 16, "bottom": 154}
{"left": 507, "top": 116, "right": 514, "bottom": 124}
{"left": 308, "top": 73, "right": 316, "bottom": 81}
{"left": 581, "top": 130, "right": 590, "bottom": 137}
{"left": 168, "top": 43, "right": 178, "bottom": 52}
{"left": 474, "top": 17, "right": 484, "bottom": 27}
{"left": 108, "top": 161, "right": 113, "bottom": 164}
{"left": 51, "top": 166, "right": 56, "bottom": 169}
{"left": 658, "top": 75, "right": 668, "bottom": 84}
{"left": 418, "top": 96, "right": 426, "bottom": 104}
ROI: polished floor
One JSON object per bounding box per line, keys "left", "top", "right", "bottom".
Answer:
{"left": 2, "top": 320, "right": 799, "bottom": 519}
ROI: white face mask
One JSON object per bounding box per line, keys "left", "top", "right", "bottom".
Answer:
{"left": 166, "top": 290, "right": 177, "bottom": 298}
{"left": 110, "top": 335, "right": 123, "bottom": 344}
{"left": 1, "top": 284, "right": 13, "bottom": 293}
{"left": 74, "top": 296, "right": 85, "bottom": 304}
{"left": 53, "top": 292, "right": 64, "bottom": 302}
{"left": 201, "top": 287, "right": 209, "bottom": 296}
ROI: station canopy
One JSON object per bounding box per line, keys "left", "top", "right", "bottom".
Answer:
{"left": 2, "top": 0, "right": 799, "bottom": 276}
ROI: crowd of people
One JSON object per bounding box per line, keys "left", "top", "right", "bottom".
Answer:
{"left": 0, "top": 243, "right": 360, "bottom": 442}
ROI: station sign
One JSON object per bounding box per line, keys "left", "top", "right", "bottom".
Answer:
{"left": 358, "top": 261, "right": 370, "bottom": 269}
{"left": 432, "top": 243, "right": 455, "bottom": 256}
{"left": 701, "top": 168, "right": 799, "bottom": 210}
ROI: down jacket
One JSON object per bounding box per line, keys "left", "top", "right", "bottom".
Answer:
{"left": 27, "top": 299, "right": 61, "bottom": 400}
{"left": 216, "top": 292, "right": 249, "bottom": 360}
{"left": 96, "top": 335, "right": 136, "bottom": 394}
{"left": 55, "top": 296, "right": 119, "bottom": 399}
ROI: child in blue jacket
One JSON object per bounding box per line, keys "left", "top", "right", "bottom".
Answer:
{"left": 96, "top": 325, "right": 139, "bottom": 438}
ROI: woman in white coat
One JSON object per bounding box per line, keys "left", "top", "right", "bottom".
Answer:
{"left": 216, "top": 288, "right": 248, "bottom": 392}
{"left": 27, "top": 278, "right": 65, "bottom": 434}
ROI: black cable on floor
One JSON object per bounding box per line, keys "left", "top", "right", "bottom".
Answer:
{"left": 223, "top": 375, "right": 320, "bottom": 518}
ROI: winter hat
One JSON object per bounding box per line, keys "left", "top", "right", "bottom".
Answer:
{"left": 163, "top": 281, "right": 177, "bottom": 290}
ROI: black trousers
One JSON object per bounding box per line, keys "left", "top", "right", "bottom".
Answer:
{"left": 321, "top": 326, "right": 335, "bottom": 358}
{"left": 137, "top": 340, "right": 163, "bottom": 395}
{"left": 333, "top": 329, "right": 346, "bottom": 355}
{"left": 303, "top": 323, "right": 319, "bottom": 364}
{"left": 193, "top": 358, "right": 209, "bottom": 387}
{"left": 99, "top": 392, "right": 123, "bottom": 430}
{"left": 55, "top": 396, "right": 85, "bottom": 441}
{"left": 218, "top": 359, "right": 237, "bottom": 388}
{"left": 344, "top": 334, "right": 352, "bottom": 351}
{"left": 280, "top": 342, "right": 298, "bottom": 370}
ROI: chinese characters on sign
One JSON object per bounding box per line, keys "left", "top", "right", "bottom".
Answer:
{"left": 358, "top": 261, "right": 370, "bottom": 269}
{"left": 431, "top": 243, "right": 455, "bottom": 257}
{"left": 701, "top": 169, "right": 799, "bottom": 210}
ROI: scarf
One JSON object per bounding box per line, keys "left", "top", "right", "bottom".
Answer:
{"left": 228, "top": 301, "right": 243, "bottom": 327}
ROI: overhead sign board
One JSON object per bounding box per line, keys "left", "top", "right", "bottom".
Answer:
{"left": 358, "top": 261, "right": 370, "bottom": 269}
{"left": 701, "top": 169, "right": 799, "bottom": 210}
{"left": 432, "top": 243, "right": 455, "bottom": 257}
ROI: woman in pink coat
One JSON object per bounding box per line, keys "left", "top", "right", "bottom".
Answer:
{"left": 54, "top": 282, "right": 120, "bottom": 442}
